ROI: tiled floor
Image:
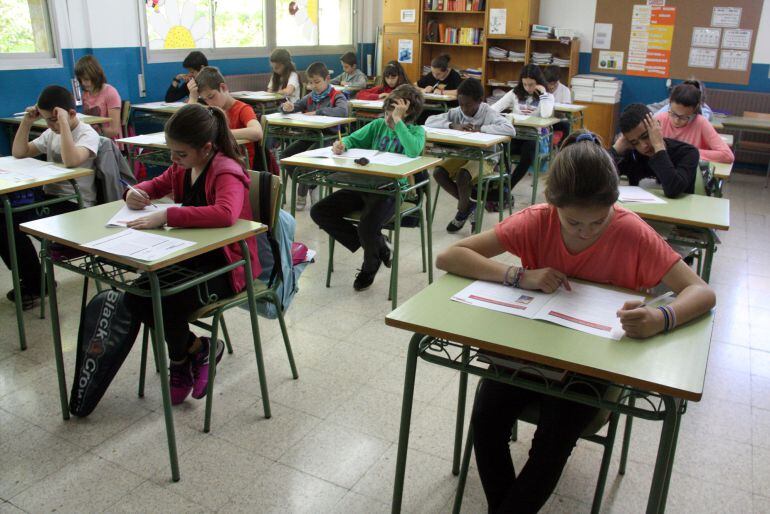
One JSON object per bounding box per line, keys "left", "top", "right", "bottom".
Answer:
{"left": 0, "top": 171, "right": 769, "bottom": 513}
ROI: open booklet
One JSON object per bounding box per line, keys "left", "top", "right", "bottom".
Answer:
{"left": 451, "top": 280, "right": 645, "bottom": 340}
{"left": 105, "top": 202, "right": 181, "bottom": 227}
{"left": 297, "top": 146, "right": 418, "bottom": 166}
{"left": 83, "top": 228, "right": 195, "bottom": 261}
{"left": 618, "top": 186, "right": 666, "bottom": 204}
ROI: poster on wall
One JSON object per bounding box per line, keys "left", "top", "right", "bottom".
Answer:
{"left": 489, "top": 9, "right": 507, "bottom": 35}
{"left": 711, "top": 7, "right": 742, "bottom": 28}
{"left": 721, "top": 29, "right": 752, "bottom": 50}
{"left": 598, "top": 51, "right": 624, "bottom": 71}
{"left": 691, "top": 27, "right": 721, "bottom": 48}
{"left": 719, "top": 49, "right": 749, "bottom": 71}
{"left": 400, "top": 9, "right": 415, "bottom": 23}
{"left": 627, "top": 5, "right": 677, "bottom": 77}
{"left": 688, "top": 47, "right": 718, "bottom": 68}
{"left": 397, "top": 39, "right": 413, "bottom": 64}
{"left": 593, "top": 23, "right": 613, "bottom": 49}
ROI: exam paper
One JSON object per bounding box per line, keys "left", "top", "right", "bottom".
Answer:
{"left": 298, "top": 147, "right": 418, "bottom": 166}
{"left": 0, "top": 157, "right": 66, "bottom": 181}
{"left": 424, "top": 127, "right": 506, "bottom": 143}
{"left": 451, "top": 280, "right": 643, "bottom": 340}
{"left": 351, "top": 100, "right": 384, "bottom": 109}
{"left": 83, "top": 229, "right": 196, "bottom": 261}
{"left": 134, "top": 101, "right": 185, "bottom": 109}
{"left": 266, "top": 113, "right": 346, "bottom": 124}
{"left": 618, "top": 186, "right": 667, "bottom": 204}
{"left": 105, "top": 202, "right": 181, "bottom": 227}
{"left": 117, "top": 132, "right": 167, "bottom": 146}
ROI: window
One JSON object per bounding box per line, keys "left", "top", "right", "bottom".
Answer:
{"left": 0, "top": 0, "right": 61, "bottom": 70}
{"left": 276, "top": 0, "right": 353, "bottom": 47}
{"left": 145, "top": 0, "right": 353, "bottom": 61}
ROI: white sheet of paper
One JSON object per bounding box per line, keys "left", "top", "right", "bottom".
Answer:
{"left": 266, "top": 112, "right": 346, "bottom": 124}
{"left": 83, "top": 229, "right": 196, "bottom": 261}
{"left": 106, "top": 202, "right": 182, "bottom": 227}
{"left": 351, "top": 100, "right": 384, "bottom": 109}
{"left": 511, "top": 114, "right": 531, "bottom": 122}
{"left": 0, "top": 156, "right": 66, "bottom": 182}
{"left": 553, "top": 103, "right": 575, "bottom": 110}
{"left": 117, "top": 132, "right": 167, "bottom": 146}
{"left": 425, "top": 127, "right": 505, "bottom": 143}
{"left": 451, "top": 280, "right": 643, "bottom": 340}
{"left": 593, "top": 23, "right": 613, "bottom": 50}
{"left": 424, "top": 93, "right": 452, "bottom": 101}
{"left": 298, "top": 147, "right": 417, "bottom": 166}
{"left": 232, "top": 91, "right": 278, "bottom": 99}
{"left": 618, "top": 186, "right": 667, "bottom": 204}
{"left": 134, "top": 101, "right": 185, "bottom": 110}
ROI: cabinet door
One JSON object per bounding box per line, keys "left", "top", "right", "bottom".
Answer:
{"left": 383, "top": 32, "right": 421, "bottom": 82}
{"left": 488, "top": 0, "right": 531, "bottom": 37}
{"left": 383, "top": 0, "right": 421, "bottom": 31}
{"left": 576, "top": 101, "right": 619, "bottom": 149}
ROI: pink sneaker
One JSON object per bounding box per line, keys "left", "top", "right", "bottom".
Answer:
{"left": 190, "top": 337, "right": 225, "bottom": 399}
{"left": 169, "top": 360, "right": 193, "bottom": 405}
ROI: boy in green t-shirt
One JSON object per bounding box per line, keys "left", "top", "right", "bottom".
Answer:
{"left": 310, "top": 85, "right": 425, "bottom": 291}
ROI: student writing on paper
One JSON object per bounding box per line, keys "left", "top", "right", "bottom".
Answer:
{"left": 280, "top": 61, "right": 349, "bottom": 210}
{"left": 654, "top": 82, "right": 734, "bottom": 164}
{"left": 356, "top": 60, "right": 410, "bottom": 100}
{"left": 165, "top": 51, "right": 208, "bottom": 103}
{"left": 310, "top": 85, "right": 425, "bottom": 292}
{"left": 266, "top": 48, "right": 301, "bottom": 103}
{"left": 436, "top": 130, "right": 715, "bottom": 514}
{"left": 190, "top": 66, "right": 263, "bottom": 168}
{"left": 330, "top": 51, "right": 368, "bottom": 89}
{"left": 74, "top": 55, "right": 122, "bottom": 140}
{"left": 490, "top": 65, "right": 554, "bottom": 209}
{"left": 426, "top": 79, "right": 515, "bottom": 234}
{"left": 612, "top": 104, "right": 700, "bottom": 198}
{"left": 122, "top": 104, "right": 261, "bottom": 406}
{"left": 416, "top": 54, "right": 462, "bottom": 98}
{"left": 5, "top": 86, "right": 99, "bottom": 310}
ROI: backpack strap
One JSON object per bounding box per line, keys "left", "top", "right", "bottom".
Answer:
{"left": 258, "top": 171, "right": 284, "bottom": 290}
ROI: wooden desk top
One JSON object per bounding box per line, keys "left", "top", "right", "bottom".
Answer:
{"left": 20, "top": 201, "right": 265, "bottom": 272}
{"left": 0, "top": 164, "right": 93, "bottom": 195}
{"left": 0, "top": 115, "right": 111, "bottom": 129}
{"left": 623, "top": 190, "right": 730, "bottom": 231}
{"left": 711, "top": 161, "right": 733, "bottom": 180}
{"left": 506, "top": 114, "right": 562, "bottom": 129}
{"left": 425, "top": 130, "right": 511, "bottom": 148}
{"left": 386, "top": 273, "right": 715, "bottom": 401}
{"left": 280, "top": 154, "right": 441, "bottom": 180}
{"left": 265, "top": 114, "right": 356, "bottom": 129}
{"left": 719, "top": 116, "right": 770, "bottom": 132}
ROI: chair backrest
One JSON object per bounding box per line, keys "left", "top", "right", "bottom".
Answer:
{"left": 744, "top": 111, "right": 770, "bottom": 120}
{"left": 120, "top": 100, "right": 131, "bottom": 134}
{"left": 248, "top": 169, "right": 281, "bottom": 231}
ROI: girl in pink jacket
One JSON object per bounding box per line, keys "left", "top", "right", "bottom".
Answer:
{"left": 654, "top": 82, "right": 734, "bottom": 164}
{"left": 124, "top": 103, "right": 260, "bottom": 405}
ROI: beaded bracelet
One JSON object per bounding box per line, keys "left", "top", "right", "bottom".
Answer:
{"left": 512, "top": 267, "right": 526, "bottom": 288}
{"left": 502, "top": 265, "right": 516, "bottom": 286}
{"left": 658, "top": 306, "right": 670, "bottom": 332}
{"left": 664, "top": 305, "right": 677, "bottom": 330}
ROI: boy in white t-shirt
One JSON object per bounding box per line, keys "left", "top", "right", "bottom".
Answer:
{"left": 6, "top": 85, "right": 99, "bottom": 309}
{"left": 543, "top": 66, "right": 572, "bottom": 104}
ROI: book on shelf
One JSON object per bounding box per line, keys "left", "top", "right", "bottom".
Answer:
{"left": 425, "top": 0, "right": 485, "bottom": 11}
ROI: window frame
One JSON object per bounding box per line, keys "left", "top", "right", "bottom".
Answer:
{"left": 142, "top": 0, "right": 356, "bottom": 64}
{"left": 0, "top": 0, "right": 63, "bottom": 71}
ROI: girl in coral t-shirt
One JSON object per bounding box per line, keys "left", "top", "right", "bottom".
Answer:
{"left": 436, "top": 130, "right": 716, "bottom": 513}
{"left": 75, "top": 55, "right": 122, "bottom": 140}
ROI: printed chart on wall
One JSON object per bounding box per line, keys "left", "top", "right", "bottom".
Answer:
{"left": 591, "top": 0, "right": 762, "bottom": 85}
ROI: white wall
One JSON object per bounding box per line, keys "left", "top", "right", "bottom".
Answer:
{"left": 538, "top": 0, "right": 770, "bottom": 64}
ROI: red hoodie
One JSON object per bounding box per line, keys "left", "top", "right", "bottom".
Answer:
{"left": 135, "top": 152, "right": 261, "bottom": 292}
{"left": 356, "top": 84, "right": 394, "bottom": 101}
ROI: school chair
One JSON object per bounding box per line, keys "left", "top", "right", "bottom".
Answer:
{"left": 138, "top": 171, "right": 298, "bottom": 432}
{"left": 120, "top": 100, "right": 131, "bottom": 139}
{"left": 740, "top": 112, "right": 770, "bottom": 187}
{"left": 452, "top": 380, "right": 625, "bottom": 514}
{"left": 324, "top": 175, "right": 429, "bottom": 302}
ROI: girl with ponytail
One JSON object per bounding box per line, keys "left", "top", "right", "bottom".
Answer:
{"left": 123, "top": 103, "right": 260, "bottom": 405}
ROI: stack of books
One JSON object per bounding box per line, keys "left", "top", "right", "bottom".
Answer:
{"left": 570, "top": 74, "right": 622, "bottom": 103}
{"left": 531, "top": 52, "right": 552, "bottom": 65}
{"left": 552, "top": 56, "right": 571, "bottom": 67}
{"left": 463, "top": 68, "right": 483, "bottom": 80}
{"left": 531, "top": 24, "right": 554, "bottom": 39}
{"left": 488, "top": 46, "right": 508, "bottom": 60}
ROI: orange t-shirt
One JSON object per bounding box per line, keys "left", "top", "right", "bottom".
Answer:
{"left": 226, "top": 99, "right": 257, "bottom": 166}
{"left": 494, "top": 204, "right": 680, "bottom": 291}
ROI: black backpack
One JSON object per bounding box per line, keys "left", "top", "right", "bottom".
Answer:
{"left": 69, "top": 289, "right": 141, "bottom": 417}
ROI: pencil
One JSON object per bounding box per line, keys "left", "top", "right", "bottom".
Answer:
{"left": 639, "top": 291, "right": 674, "bottom": 308}
{"left": 120, "top": 179, "right": 157, "bottom": 209}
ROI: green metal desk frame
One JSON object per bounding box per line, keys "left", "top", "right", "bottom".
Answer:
{"left": 515, "top": 124, "right": 555, "bottom": 205}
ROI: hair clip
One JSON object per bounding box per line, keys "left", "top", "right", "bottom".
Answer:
{"left": 575, "top": 132, "right": 598, "bottom": 144}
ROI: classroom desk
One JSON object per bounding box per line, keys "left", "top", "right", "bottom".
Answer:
{"left": 265, "top": 113, "right": 356, "bottom": 198}
{"left": 0, "top": 114, "right": 111, "bottom": 141}
{"left": 423, "top": 129, "right": 511, "bottom": 233}
{"left": 117, "top": 132, "right": 252, "bottom": 170}
{"left": 280, "top": 153, "right": 440, "bottom": 309}
{"left": 719, "top": 133, "right": 734, "bottom": 147}
{"left": 230, "top": 91, "right": 284, "bottom": 116}
{"left": 129, "top": 101, "right": 185, "bottom": 128}
{"left": 507, "top": 114, "right": 561, "bottom": 204}
{"left": 347, "top": 99, "right": 384, "bottom": 128}
{"left": 0, "top": 164, "right": 93, "bottom": 351}
{"left": 423, "top": 93, "right": 454, "bottom": 113}
{"left": 386, "top": 273, "right": 715, "bottom": 514}
{"left": 710, "top": 118, "right": 724, "bottom": 131}
{"left": 623, "top": 190, "right": 730, "bottom": 282}
{"left": 554, "top": 103, "right": 587, "bottom": 132}
{"left": 20, "top": 201, "right": 267, "bottom": 481}
{"left": 711, "top": 161, "right": 733, "bottom": 180}
{"left": 720, "top": 115, "right": 770, "bottom": 186}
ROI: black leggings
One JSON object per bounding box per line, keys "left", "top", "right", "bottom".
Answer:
{"left": 125, "top": 258, "right": 234, "bottom": 362}
{"left": 471, "top": 378, "right": 601, "bottom": 514}
{"left": 0, "top": 196, "right": 78, "bottom": 292}
{"left": 509, "top": 140, "right": 538, "bottom": 190}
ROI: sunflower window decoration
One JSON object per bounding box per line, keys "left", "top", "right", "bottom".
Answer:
{"left": 145, "top": 0, "right": 212, "bottom": 50}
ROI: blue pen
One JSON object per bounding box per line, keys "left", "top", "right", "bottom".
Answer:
{"left": 120, "top": 178, "right": 157, "bottom": 209}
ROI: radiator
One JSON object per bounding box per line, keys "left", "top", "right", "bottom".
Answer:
{"left": 709, "top": 88, "right": 770, "bottom": 166}
{"left": 224, "top": 73, "right": 272, "bottom": 92}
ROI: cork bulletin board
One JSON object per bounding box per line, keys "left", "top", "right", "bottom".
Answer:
{"left": 590, "top": 0, "right": 762, "bottom": 85}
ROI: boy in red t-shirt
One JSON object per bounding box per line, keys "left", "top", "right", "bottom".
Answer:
{"left": 436, "top": 130, "right": 716, "bottom": 513}
{"left": 189, "top": 66, "right": 263, "bottom": 167}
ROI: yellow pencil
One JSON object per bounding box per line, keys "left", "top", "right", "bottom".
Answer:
{"left": 337, "top": 128, "right": 343, "bottom": 144}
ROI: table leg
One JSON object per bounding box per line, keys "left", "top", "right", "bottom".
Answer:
{"left": 530, "top": 136, "right": 541, "bottom": 205}
{"left": 239, "top": 240, "right": 272, "bottom": 419}
{"left": 3, "top": 197, "right": 26, "bottom": 350}
{"left": 148, "top": 272, "right": 181, "bottom": 482}
{"left": 473, "top": 156, "right": 484, "bottom": 234}
{"left": 452, "top": 346, "right": 470, "bottom": 475}
{"left": 646, "top": 395, "right": 681, "bottom": 513}
{"left": 43, "top": 240, "right": 69, "bottom": 419}
{"left": 390, "top": 182, "right": 402, "bottom": 310}
{"left": 392, "top": 333, "right": 422, "bottom": 514}
{"left": 701, "top": 229, "right": 717, "bottom": 283}
{"left": 424, "top": 179, "right": 434, "bottom": 284}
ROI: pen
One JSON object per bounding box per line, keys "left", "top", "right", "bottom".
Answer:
{"left": 120, "top": 178, "right": 157, "bottom": 209}
{"left": 639, "top": 291, "right": 674, "bottom": 308}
